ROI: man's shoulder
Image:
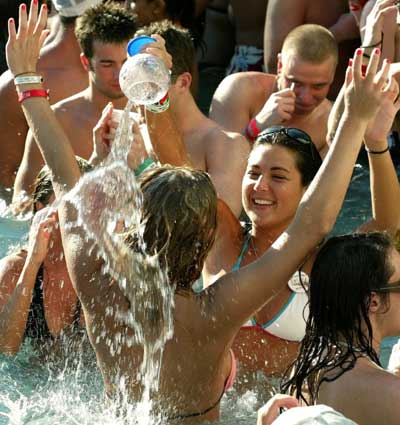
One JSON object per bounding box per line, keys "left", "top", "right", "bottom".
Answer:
{"left": 0, "top": 70, "right": 24, "bottom": 117}
{"left": 223, "top": 71, "right": 275, "bottom": 88}
{"left": 0, "top": 70, "right": 17, "bottom": 100}
{"left": 216, "top": 71, "right": 275, "bottom": 97}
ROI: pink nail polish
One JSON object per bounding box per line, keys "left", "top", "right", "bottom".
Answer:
{"left": 356, "top": 48, "right": 363, "bottom": 56}
{"left": 33, "top": 0, "right": 38, "bottom": 5}
{"left": 375, "top": 48, "right": 381, "bottom": 55}
{"left": 348, "top": 58, "right": 353, "bottom": 67}
{"left": 21, "top": 4, "right": 26, "bottom": 10}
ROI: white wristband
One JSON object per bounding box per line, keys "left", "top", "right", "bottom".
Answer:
{"left": 14, "top": 75, "right": 43, "bottom": 85}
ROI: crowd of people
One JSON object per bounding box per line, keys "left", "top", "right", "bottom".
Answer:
{"left": 1, "top": 0, "right": 400, "bottom": 424}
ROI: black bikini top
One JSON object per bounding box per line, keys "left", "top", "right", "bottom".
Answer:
{"left": 24, "top": 265, "right": 81, "bottom": 341}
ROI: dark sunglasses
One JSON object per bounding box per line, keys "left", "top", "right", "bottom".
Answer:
{"left": 372, "top": 278, "right": 400, "bottom": 293}
{"left": 258, "top": 126, "right": 317, "bottom": 160}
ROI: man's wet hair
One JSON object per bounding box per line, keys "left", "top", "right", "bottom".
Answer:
{"left": 282, "top": 24, "right": 338, "bottom": 66}
{"left": 75, "top": 2, "right": 137, "bottom": 59}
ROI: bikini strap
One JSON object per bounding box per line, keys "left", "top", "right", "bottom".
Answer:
{"left": 232, "top": 225, "right": 252, "bottom": 272}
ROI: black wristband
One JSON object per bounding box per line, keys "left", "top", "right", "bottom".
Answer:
{"left": 365, "top": 145, "right": 389, "bottom": 154}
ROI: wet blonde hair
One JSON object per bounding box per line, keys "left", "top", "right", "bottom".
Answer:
{"left": 124, "top": 165, "right": 217, "bottom": 293}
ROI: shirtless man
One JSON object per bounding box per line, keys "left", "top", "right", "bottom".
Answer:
{"left": 226, "top": 0, "right": 268, "bottom": 74}
{"left": 0, "top": 0, "right": 103, "bottom": 196}
{"left": 210, "top": 25, "right": 338, "bottom": 158}
{"left": 138, "top": 20, "right": 250, "bottom": 216}
{"left": 263, "top": 0, "right": 360, "bottom": 98}
{"left": 196, "top": 0, "right": 234, "bottom": 114}
{"left": 12, "top": 2, "right": 137, "bottom": 207}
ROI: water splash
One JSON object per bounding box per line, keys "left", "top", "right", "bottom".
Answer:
{"left": 62, "top": 102, "right": 174, "bottom": 422}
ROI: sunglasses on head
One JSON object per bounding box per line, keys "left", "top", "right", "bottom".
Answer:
{"left": 258, "top": 126, "right": 317, "bottom": 160}
{"left": 372, "top": 278, "right": 400, "bottom": 293}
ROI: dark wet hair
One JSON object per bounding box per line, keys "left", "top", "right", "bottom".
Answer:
{"left": 253, "top": 128, "right": 322, "bottom": 186}
{"left": 33, "top": 157, "right": 93, "bottom": 211}
{"left": 124, "top": 165, "right": 217, "bottom": 293}
{"left": 281, "top": 232, "right": 394, "bottom": 404}
{"left": 75, "top": 2, "right": 137, "bottom": 59}
{"left": 134, "top": 19, "right": 196, "bottom": 81}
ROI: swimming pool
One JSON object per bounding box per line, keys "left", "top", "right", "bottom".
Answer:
{"left": 0, "top": 157, "right": 399, "bottom": 424}
{"left": 0, "top": 200, "right": 31, "bottom": 260}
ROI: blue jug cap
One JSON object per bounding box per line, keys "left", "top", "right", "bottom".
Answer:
{"left": 127, "top": 36, "right": 156, "bottom": 56}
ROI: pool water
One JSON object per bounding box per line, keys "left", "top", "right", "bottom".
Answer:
{"left": 0, "top": 199, "right": 31, "bottom": 260}
{"left": 0, "top": 156, "right": 399, "bottom": 424}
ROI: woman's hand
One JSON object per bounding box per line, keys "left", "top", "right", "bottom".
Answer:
{"left": 91, "top": 103, "right": 116, "bottom": 165}
{"left": 6, "top": 0, "right": 49, "bottom": 76}
{"left": 344, "top": 48, "right": 390, "bottom": 121}
{"left": 127, "top": 119, "right": 150, "bottom": 170}
{"left": 257, "top": 394, "right": 299, "bottom": 425}
{"left": 27, "top": 209, "right": 56, "bottom": 265}
{"left": 365, "top": 74, "right": 400, "bottom": 146}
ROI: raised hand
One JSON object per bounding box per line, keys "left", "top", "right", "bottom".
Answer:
{"left": 254, "top": 86, "right": 296, "bottom": 129}
{"left": 6, "top": 0, "right": 49, "bottom": 76}
{"left": 365, "top": 74, "right": 400, "bottom": 146}
{"left": 141, "top": 34, "right": 173, "bottom": 70}
{"left": 363, "top": 0, "right": 397, "bottom": 46}
{"left": 344, "top": 48, "right": 391, "bottom": 121}
{"left": 27, "top": 209, "right": 56, "bottom": 264}
{"left": 91, "top": 103, "right": 116, "bottom": 165}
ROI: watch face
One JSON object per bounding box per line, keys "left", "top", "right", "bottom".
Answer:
{"left": 288, "top": 271, "right": 309, "bottom": 293}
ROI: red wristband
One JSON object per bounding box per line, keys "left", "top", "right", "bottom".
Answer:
{"left": 245, "top": 126, "right": 257, "bottom": 142}
{"left": 249, "top": 118, "right": 260, "bottom": 136}
{"left": 245, "top": 118, "right": 260, "bottom": 142}
{"left": 18, "top": 89, "right": 49, "bottom": 103}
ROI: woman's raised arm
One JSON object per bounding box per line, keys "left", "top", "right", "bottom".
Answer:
{"left": 6, "top": 1, "right": 81, "bottom": 199}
